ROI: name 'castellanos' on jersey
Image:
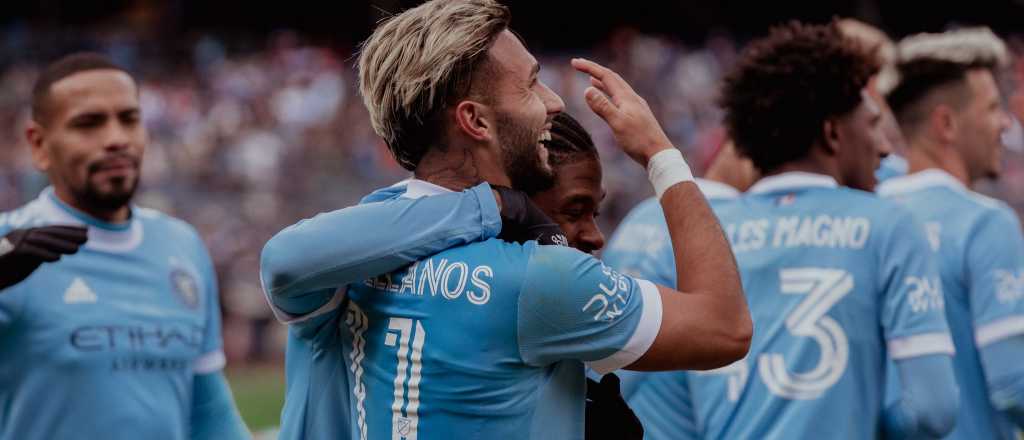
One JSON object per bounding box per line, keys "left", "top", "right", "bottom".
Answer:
{"left": 341, "top": 180, "right": 664, "bottom": 440}
{"left": 879, "top": 170, "right": 1024, "bottom": 439}
{"left": 0, "top": 188, "right": 225, "bottom": 439}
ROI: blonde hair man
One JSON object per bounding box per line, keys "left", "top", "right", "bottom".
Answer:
{"left": 279, "top": 0, "right": 751, "bottom": 438}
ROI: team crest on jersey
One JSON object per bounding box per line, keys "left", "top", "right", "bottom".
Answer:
{"left": 170, "top": 269, "right": 200, "bottom": 310}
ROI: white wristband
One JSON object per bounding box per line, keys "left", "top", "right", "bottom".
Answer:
{"left": 646, "top": 148, "right": 694, "bottom": 199}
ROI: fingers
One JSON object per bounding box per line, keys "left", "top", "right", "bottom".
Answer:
{"left": 572, "top": 58, "right": 630, "bottom": 103}
{"left": 26, "top": 233, "right": 84, "bottom": 255}
{"left": 19, "top": 242, "right": 61, "bottom": 262}
{"left": 583, "top": 86, "right": 617, "bottom": 121}
{"left": 37, "top": 225, "right": 89, "bottom": 244}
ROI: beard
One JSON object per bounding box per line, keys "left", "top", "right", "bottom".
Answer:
{"left": 495, "top": 111, "right": 555, "bottom": 194}
{"left": 76, "top": 159, "right": 140, "bottom": 212}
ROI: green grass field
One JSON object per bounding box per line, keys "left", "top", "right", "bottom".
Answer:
{"left": 226, "top": 366, "right": 285, "bottom": 431}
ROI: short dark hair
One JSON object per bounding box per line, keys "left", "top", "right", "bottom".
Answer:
{"left": 31, "top": 52, "right": 133, "bottom": 124}
{"left": 720, "top": 21, "right": 878, "bottom": 173}
{"left": 527, "top": 112, "right": 599, "bottom": 195}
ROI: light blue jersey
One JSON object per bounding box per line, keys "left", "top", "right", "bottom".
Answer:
{"left": 605, "top": 178, "right": 739, "bottom": 440}
{"left": 261, "top": 181, "right": 503, "bottom": 440}
{"left": 0, "top": 188, "right": 226, "bottom": 440}
{"left": 336, "top": 180, "right": 662, "bottom": 440}
{"left": 879, "top": 169, "right": 1024, "bottom": 439}
{"left": 632, "top": 172, "right": 953, "bottom": 439}
{"left": 876, "top": 154, "right": 908, "bottom": 183}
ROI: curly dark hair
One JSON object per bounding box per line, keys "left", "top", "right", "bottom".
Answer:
{"left": 526, "top": 112, "right": 599, "bottom": 195}
{"left": 719, "top": 21, "right": 879, "bottom": 173}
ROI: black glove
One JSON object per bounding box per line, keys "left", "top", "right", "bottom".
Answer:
{"left": 493, "top": 186, "right": 568, "bottom": 246}
{"left": 586, "top": 374, "right": 645, "bottom": 440}
{"left": 0, "top": 225, "right": 89, "bottom": 290}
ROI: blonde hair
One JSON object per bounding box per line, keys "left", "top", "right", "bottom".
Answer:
{"left": 898, "top": 27, "right": 1009, "bottom": 68}
{"left": 357, "top": 0, "right": 510, "bottom": 170}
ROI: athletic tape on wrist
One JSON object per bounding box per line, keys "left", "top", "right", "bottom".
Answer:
{"left": 646, "top": 148, "right": 694, "bottom": 199}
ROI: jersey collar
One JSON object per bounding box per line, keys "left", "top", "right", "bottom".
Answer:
{"left": 748, "top": 172, "right": 839, "bottom": 194}
{"left": 695, "top": 178, "right": 741, "bottom": 199}
{"left": 402, "top": 179, "right": 455, "bottom": 199}
{"left": 39, "top": 187, "right": 144, "bottom": 253}
{"left": 875, "top": 169, "right": 966, "bottom": 197}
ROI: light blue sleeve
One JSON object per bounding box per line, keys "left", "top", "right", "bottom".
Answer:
{"left": 967, "top": 207, "right": 1024, "bottom": 426}
{"left": 259, "top": 182, "right": 502, "bottom": 322}
{"left": 619, "top": 370, "right": 698, "bottom": 440}
{"left": 883, "top": 354, "right": 959, "bottom": 439}
{"left": 966, "top": 208, "right": 1024, "bottom": 346}
{"left": 878, "top": 210, "right": 955, "bottom": 355}
{"left": 190, "top": 372, "right": 250, "bottom": 440}
{"left": 979, "top": 335, "right": 1024, "bottom": 426}
{"left": 880, "top": 211, "right": 958, "bottom": 438}
{"left": 517, "top": 244, "right": 663, "bottom": 374}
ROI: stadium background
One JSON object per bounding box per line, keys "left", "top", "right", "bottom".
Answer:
{"left": 2, "top": 0, "right": 1024, "bottom": 434}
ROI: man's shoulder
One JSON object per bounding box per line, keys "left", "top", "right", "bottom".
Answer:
{"left": 0, "top": 198, "right": 50, "bottom": 233}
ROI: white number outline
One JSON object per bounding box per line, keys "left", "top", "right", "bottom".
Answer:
{"left": 345, "top": 310, "right": 427, "bottom": 440}
{"left": 758, "top": 268, "right": 853, "bottom": 400}
{"left": 385, "top": 317, "right": 426, "bottom": 440}
{"left": 703, "top": 268, "right": 854, "bottom": 402}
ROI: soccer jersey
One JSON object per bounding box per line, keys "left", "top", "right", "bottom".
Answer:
{"left": 0, "top": 188, "right": 224, "bottom": 440}
{"left": 265, "top": 181, "right": 503, "bottom": 440}
{"left": 338, "top": 180, "right": 662, "bottom": 440}
{"left": 604, "top": 178, "right": 739, "bottom": 440}
{"left": 875, "top": 154, "right": 908, "bottom": 183}
{"left": 878, "top": 169, "right": 1024, "bottom": 440}
{"left": 681, "top": 172, "right": 951, "bottom": 439}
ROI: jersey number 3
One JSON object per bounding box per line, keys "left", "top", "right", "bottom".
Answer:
{"left": 704, "top": 268, "right": 853, "bottom": 400}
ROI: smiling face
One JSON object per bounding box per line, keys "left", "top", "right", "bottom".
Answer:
{"left": 28, "top": 69, "right": 145, "bottom": 214}
{"left": 953, "top": 68, "right": 1011, "bottom": 181}
{"left": 485, "top": 30, "right": 565, "bottom": 193}
{"left": 529, "top": 156, "right": 606, "bottom": 254}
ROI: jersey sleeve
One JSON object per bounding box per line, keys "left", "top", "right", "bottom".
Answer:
{"left": 878, "top": 210, "right": 955, "bottom": 360}
{"left": 259, "top": 182, "right": 502, "bottom": 325}
{"left": 193, "top": 238, "right": 226, "bottom": 375}
{"left": 516, "top": 244, "right": 663, "bottom": 374}
{"left": 966, "top": 207, "right": 1024, "bottom": 349}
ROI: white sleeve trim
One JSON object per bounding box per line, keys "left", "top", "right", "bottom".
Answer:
{"left": 888, "top": 332, "right": 956, "bottom": 360}
{"left": 193, "top": 350, "right": 226, "bottom": 374}
{"left": 266, "top": 286, "right": 347, "bottom": 325}
{"left": 587, "top": 279, "right": 663, "bottom": 375}
{"left": 975, "top": 315, "right": 1024, "bottom": 347}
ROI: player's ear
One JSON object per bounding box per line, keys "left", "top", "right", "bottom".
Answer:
{"left": 453, "top": 99, "right": 494, "bottom": 143}
{"left": 25, "top": 120, "right": 51, "bottom": 173}
{"left": 822, "top": 118, "right": 841, "bottom": 156}
{"left": 930, "top": 104, "right": 958, "bottom": 145}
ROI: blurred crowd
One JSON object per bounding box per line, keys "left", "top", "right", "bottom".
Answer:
{"left": 2, "top": 27, "right": 1023, "bottom": 365}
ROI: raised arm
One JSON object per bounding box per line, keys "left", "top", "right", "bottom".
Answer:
{"left": 259, "top": 183, "right": 501, "bottom": 319}
{"left": 572, "top": 58, "right": 751, "bottom": 370}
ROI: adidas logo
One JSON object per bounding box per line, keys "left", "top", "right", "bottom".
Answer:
{"left": 64, "top": 277, "right": 97, "bottom": 304}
